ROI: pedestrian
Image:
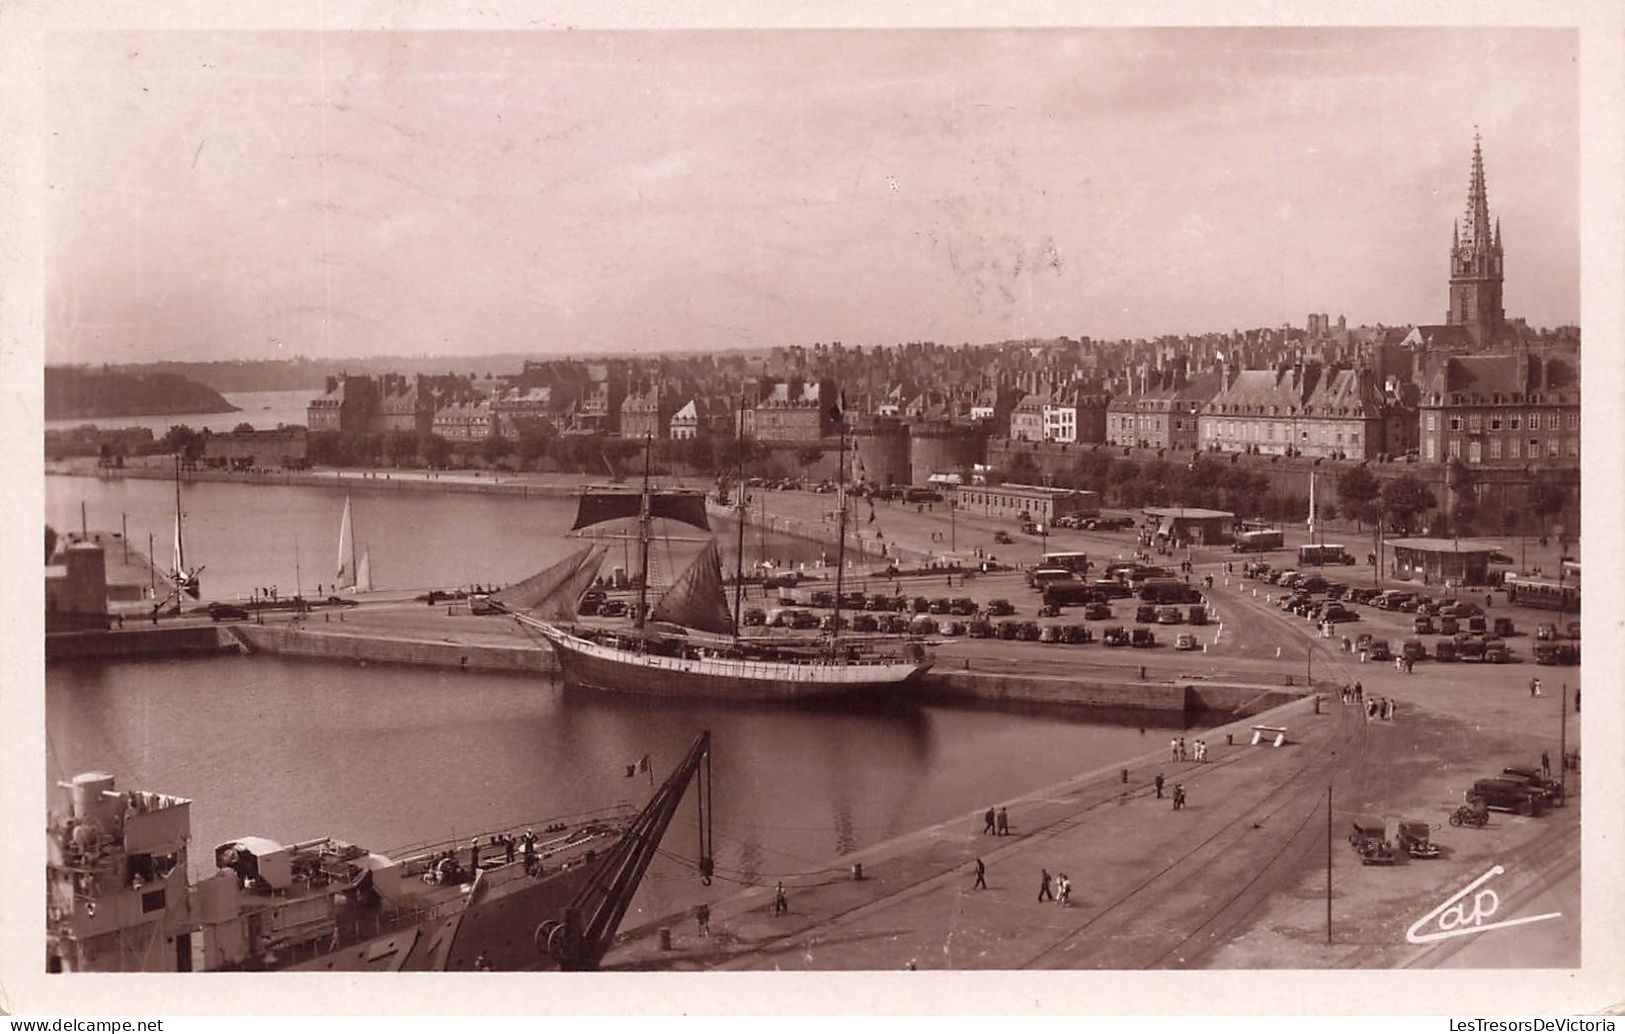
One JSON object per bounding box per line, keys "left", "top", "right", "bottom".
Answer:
{"left": 522, "top": 830, "right": 536, "bottom": 875}
{"left": 1358, "top": 648, "right": 1368, "bottom": 664}
{"left": 1178, "top": 737, "right": 1186, "bottom": 762}
{"left": 1575, "top": 686, "right": 1581, "bottom": 713}
{"left": 1486, "top": 593, "right": 1493, "bottom": 610}
{"left": 773, "top": 881, "right": 788, "bottom": 917}
{"left": 1038, "top": 868, "right": 1054, "bottom": 902}
{"left": 1170, "top": 738, "right": 1179, "bottom": 763}
{"left": 997, "top": 807, "right": 1010, "bottom": 836}
{"left": 1154, "top": 772, "right": 1165, "bottom": 799}
{"left": 1541, "top": 751, "right": 1551, "bottom": 778}
{"left": 696, "top": 903, "right": 711, "bottom": 936}
{"left": 972, "top": 857, "right": 987, "bottom": 891}
{"left": 983, "top": 806, "right": 996, "bottom": 835}
{"left": 504, "top": 834, "right": 515, "bottom": 865}
{"left": 469, "top": 836, "right": 480, "bottom": 872}
{"left": 1530, "top": 678, "right": 1541, "bottom": 698}
{"left": 1173, "top": 784, "right": 1186, "bottom": 810}
{"left": 1057, "top": 873, "right": 1072, "bottom": 907}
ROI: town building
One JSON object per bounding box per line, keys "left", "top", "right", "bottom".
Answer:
{"left": 490, "top": 386, "right": 554, "bottom": 438}
{"left": 1417, "top": 350, "right": 1580, "bottom": 467}
{"left": 1199, "top": 363, "right": 1389, "bottom": 460}
{"left": 953, "top": 483, "right": 1100, "bottom": 524}
{"left": 1106, "top": 368, "right": 1222, "bottom": 451}
{"left": 750, "top": 378, "right": 836, "bottom": 443}
{"left": 670, "top": 399, "right": 705, "bottom": 440}
{"left": 1142, "top": 507, "right": 1234, "bottom": 545}
{"left": 1387, "top": 537, "right": 1502, "bottom": 586}
{"left": 1009, "top": 393, "right": 1046, "bottom": 442}
{"left": 377, "top": 374, "right": 436, "bottom": 436}
{"left": 620, "top": 386, "right": 673, "bottom": 441}
{"left": 432, "top": 400, "right": 492, "bottom": 441}
{"left": 306, "top": 375, "right": 379, "bottom": 434}
{"left": 201, "top": 429, "right": 309, "bottom": 471}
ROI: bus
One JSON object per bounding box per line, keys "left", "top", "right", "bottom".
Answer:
{"left": 1139, "top": 578, "right": 1202, "bottom": 605}
{"left": 1232, "top": 529, "right": 1284, "bottom": 553}
{"left": 1039, "top": 551, "right": 1091, "bottom": 575}
{"left": 1503, "top": 573, "right": 1580, "bottom": 612}
{"left": 1297, "top": 544, "right": 1354, "bottom": 566}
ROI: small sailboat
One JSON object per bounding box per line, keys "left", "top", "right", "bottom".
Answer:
{"left": 171, "top": 454, "right": 202, "bottom": 599}
{"left": 336, "top": 495, "right": 373, "bottom": 593}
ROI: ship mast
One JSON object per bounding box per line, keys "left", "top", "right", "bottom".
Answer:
{"left": 830, "top": 411, "right": 848, "bottom": 658}
{"left": 173, "top": 453, "right": 185, "bottom": 577}
{"left": 731, "top": 386, "right": 748, "bottom": 637}
{"left": 634, "top": 432, "right": 654, "bottom": 633}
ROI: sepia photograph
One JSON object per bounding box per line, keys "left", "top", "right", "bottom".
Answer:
{"left": 8, "top": 2, "right": 1624, "bottom": 1019}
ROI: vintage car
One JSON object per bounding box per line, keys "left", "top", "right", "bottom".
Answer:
{"left": 1348, "top": 817, "right": 1397, "bottom": 865}
{"left": 1102, "top": 625, "right": 1130, "bottom": 647}
{"left": 987, "top": 598, "right": 1016, "bottom": 616}
{"left": 1174, "top": 632, "right": 1199, "bottom": 651}
{"left": 1397, "top": 820, "right": 1441, "bottom": 859}
{"left": 1130, "top": 626, "right": 1156, "bottom": 648}
{"left": 1188, "top": 605, "right": 1208, "bottom": 625}
{"left": 1084, "top": 602, "right": 1113, "bottom": 621}
{"left": 1468, "top": 777, "right": 1545, "bottom": 816}
{"left": 1156, "top": 606, "right": 1183, "bottom": 625}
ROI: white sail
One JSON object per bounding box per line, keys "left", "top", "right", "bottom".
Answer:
{"left": 336, "top": 496, "right": 356, "bottom": 589}
{"left": 356, "top": 548, "right": 373, "bottom": 592}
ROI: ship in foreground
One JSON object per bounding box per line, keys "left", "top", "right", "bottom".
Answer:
{"left": 46, "top": 732, "right": 715, "bottom": 972}
{"left": 495, "top": 421, "right": 931, "bottom": 701}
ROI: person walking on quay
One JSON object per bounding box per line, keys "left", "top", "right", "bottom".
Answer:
{"left": 696, "top": 903, "right": 711, "bottom": 937}
{"left": 1354, "top": 682, "right": 1363, "bottom": 702}
{"left": 1530, "top": 677, "right": 1542, "bottom": 698}
{"left": 469, "top": 836, "right": 480, "bottom": 873}
{"left": 996, "top": 806, "right": 1010, "bottom": 836}
{"left": 1057, "top": 873, "right": 1072, "bottom": 908}
{"left": 1172, "top": 784, "right": 1186, "bottom": 811}
{"left": 1170, "top": 737, "right": 1180, "bottom": 762}
{"left": 772, "top": 881, "right": 788, "bottom": 917}
{"left": 983, "top": 806, "right": 997, "bottom": 835}
{"left": 1037, "top": 868, "right": 1054, "bottom": 902}
{"left": 522, "top": 830, "right": 536, "bottom": 876}
{"left": 1542, "top": 751, "right": 1552, "bottom": 779}
{"left": 1154, "top": 772, "right": 1166, "bottom": 799}
{"left": 972, "top": 858, "right": 987, "bottom": 891}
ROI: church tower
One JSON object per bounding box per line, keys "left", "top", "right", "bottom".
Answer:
{"left": 1446, "top": 132, "right": 1505, "bottom": 348}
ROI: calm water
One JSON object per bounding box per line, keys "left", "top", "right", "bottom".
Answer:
{"left": 46, "top": 475, "right": 818, "bottom": 599}
{"left": 46, "top": 654, "right": 1188, "bottom": 928}
{"left": 46, "top": 389, "right": 316, "bottom": 435}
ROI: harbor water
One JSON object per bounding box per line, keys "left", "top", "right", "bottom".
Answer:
{"left": 45, "top": 389, "right": 316, "bottom": 436}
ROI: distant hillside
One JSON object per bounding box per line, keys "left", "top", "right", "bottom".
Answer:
{"left": 45, "top": 366, "right": 240, "bottom": 419}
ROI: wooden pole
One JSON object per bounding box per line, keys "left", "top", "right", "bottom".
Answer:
{"left": 1326, "top": 778, "right": 1333, "bottom": 944}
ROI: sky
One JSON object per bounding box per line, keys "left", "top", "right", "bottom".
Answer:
{"left": 44, "top": 27, "right": 1580, "bottom": 364}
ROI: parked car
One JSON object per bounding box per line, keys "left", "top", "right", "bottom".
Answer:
{"left": 929, "top": 597, "right": 953, "bottom": 615}
{"left": 1468, "top": 777, "right": 1546, "bottom": 816}
{"left": 1501, "top": 766, "right": 1563, "bottom": 805}
{"left": 987, "top": 598, "right": 1016, "bottom": 616}
{"left": 1401, "top": 639, "right": 1427, "bottom": 662}
{"left": 1039, "top": 624, "right": 1062, "bottom": 643}
{"left": 1037, "top": 604, "right": 1061, "bottom": 618}
{"left": 1016, "top": 621, "right": 1042, "bottom": 642}
{"left": 1188, "top": 605, "right": 1207, "bottom": 625}
{"left": 1493, "top": 617, "right": 1515, "bottom": 637}
{"left": 1435, "top": 640, "right": 1457, "bottom": 662}
{"left": 1323, "top": 604, "right": 1358, "bottom": 623}
{"left": 1156, "top": 606, "right": 1183, "bottom": 625}
{"left": 1535, "top": 622, "right": 1559, "bottom": 641}
{"left": 1060, "top": 625, "right": 1093, "bottom": 645}
{"left": 1084, "top": 602, "right": 1112, "bottom": 621}
{"left": 1102, "top": 625, "right": 1130, "bottom": 647}
{"left": 910, "top": 596, "right": 932, "bottom": 613}
{"left": 1533, "top": 642, "right": 1580, "bottom": 665}
{"left": 880, "top": 614, "right": 910, "bottom": 634}
{"left": 1413, "top": 615, "right": 1436, "bottom": 635}
{"left": 788, "top": 609, "right": 820, "bottom": 629}
{"left": 1467, "top": 615, "right": 1488, "bottom": 633}
{"left": 840, "top": 591, "right": 867, "bottom": 610}
{"left": 598, "top": 599, "right": 628, "bottom": 618}
{"left": 967, "top": 619, "right": 993, "bottom": 638}
{"left": 993, "top": 530, "right": 1014, "bottom": 545}
{"left": 1130, "top": 626, "right": 1156, "bottom": 648}
{"left": 810, "top": 590, "right": 836, "bottom": 608}
{"left": 997, "top": 619, "right": 1020, "bottom": 640}
{"left": 940, "top": 619, "right": 965, "bottom": 637}
{"left": 1439, "top": 617, "right": 1459, "bottom": 636}
{"left": 950, "top": 597, "right": 978, "bottom": 615}
{"left": 208, "top": 602, "right": 249, "bottom": 621}
{"left": 850, "top": 613, "right": 878, "bottom": 632}
{"left": 820, "top": 614, "right": 848, "bottom": 632}
{"left": 1174, "top": 632, "right": 1199, "bottom": 651}
{"left": 1484, "top": 642, "right": 1512, "bottom": 664}
{"left": 1369, "top": 640, "right": 1393, "bottom": 662}
{"left": 908, "top": 615, "right": 938, "bottom": 634}
{"left": 1456, "top": 636, "right": 1487, "bottom": 661}
{"left": 1135, "top": 604, "right": 1158, "bottom": 624}
{"left": 742, "top": 606, "right": 767, "bottom": 626}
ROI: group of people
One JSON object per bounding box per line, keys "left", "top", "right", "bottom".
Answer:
{"left": 1037, "top": 868, "right": 1074, "bottom": 907}
{"left": 1152, "top": 772, "right": 1187, "bottom": 809}
{"left": 1167, "top": 736, "right": 1208, "bottom": 763}
{"left": 981, "top": 806, "right": 1012, "bottom": 836}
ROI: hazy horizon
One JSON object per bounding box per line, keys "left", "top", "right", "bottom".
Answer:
{"left": 46, "top": 27, "right": 1579, "bottom": 365}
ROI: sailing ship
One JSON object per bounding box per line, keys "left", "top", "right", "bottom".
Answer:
{"left": 170, "top": 454, "right": 202, "bottom": 600}
{"left": 335, "top": 494, "right": 373, "bottom": 593}
{"left": 498, "top": 418, "right": 931, "bottom": 700}
{"left": 46, "top": 733, "right": 716, "bottom": 972}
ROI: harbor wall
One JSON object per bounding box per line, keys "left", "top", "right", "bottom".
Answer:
{"left": 45, "top": 624, "right": 242, "bottom": 662}
{"left": 232, "top": 623, "right": 557, "bottom": 674}
{"left": 920, "top": 670, "right": 1304, "bottom": 716}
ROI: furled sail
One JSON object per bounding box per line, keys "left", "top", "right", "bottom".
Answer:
{"left": 649, "top": 541, "right": 734, "bottom": 635}
{"left": 492, "top": 544, "right": 608, "bottom": 623}
{"left": 571, "top": 491, "right": 711, "bottom": 533}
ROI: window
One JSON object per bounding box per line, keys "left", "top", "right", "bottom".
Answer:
{"left": 1468, "top": 413, "right": 1482, "bottom": 431}
{"left": 1568, "top": 438, "right": 1580, "bottom": 458}
{"left": 1426, "top": 413, "right": 1437, "bottom": 431}
{"left": 1449, "top": 416, "right": 1463, "bottom": 431}
{"left": 1566, "top": 412, "right": 1578, "bottom": 429}
{"left": 1547, "top": 413, "right": 1559, "bottom": 430}
{"left": 1469, "top": 440, "right": 1482, "bottom": 464}
{"left": 1528, "top": 412, "right": 1540, "bottom": 428}
{"left": 1509, "top": 438, "right": 1521, "bottom": 459}
{"left": 1530, "top": 437, "right": 1541, "bottom": 455}
{"left": 1510, "top": 415, "right": 1521, "bottom": 430}
{"left": 1425, "top": 437, "right": 1437, "bottom": 460}
{"left": 1490, "top": 416, "right": 1502, "bottom": 431}
{"left": 1449, "top": 439, "right": 1461, "bottom": 459}
{"left": 1489, "top": 438, "right": 1502, "bottom": 460}
{"left": 1547, "top": 439, "right": 1560, "bottom": 458}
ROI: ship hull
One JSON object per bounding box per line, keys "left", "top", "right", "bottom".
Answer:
{"left": 532, "top": 621, "right": 930, "bottom": 701}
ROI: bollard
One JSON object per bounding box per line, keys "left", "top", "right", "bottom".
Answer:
{"left": 1314, "top": 695, "right": 1322, "bottom": 715}
{"left": 1226, "top": 733, "right": 1233, "bottom": 746}
{"left": 1286, "top": 675, "right": 1294, "bottom": 686}
{"left": 852, "top": 862, "right": 864, "bottom": 881}
{"left": 658, "top": 927, "right": 672, "bottom": 951}
{"left": 1121, "top": 768, "right": 1128, "bottom": 784}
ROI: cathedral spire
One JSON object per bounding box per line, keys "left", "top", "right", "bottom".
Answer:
{"left": 1462, "top": 129, "right": 1493, "bottom": 249}
{"left": 1445, "top": 130, "right": 1505, "bottom": 348}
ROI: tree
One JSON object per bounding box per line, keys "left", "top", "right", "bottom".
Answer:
{"left": 160, "top": 424, "right": 205, "bottom": 460}
{"left": 233, "top": 422, "right": 256, "bottom": 434}
{"left": 1529, "top": 478, "right": 1567, "bottom": 538}
{"left": 1380, "top": 475, "right": 1437, "bottom": 534}
{"left": 419, "top": 434, "right": 451, "bottom": 469}
{"left": 481, "top": 435, "right": 514, "bottom": 465}
{"left": 1337, "top": 465, "right": 1381, "bottom": 530}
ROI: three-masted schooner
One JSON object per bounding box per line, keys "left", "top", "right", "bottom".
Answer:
{"left": 497, "top": 423, "right": 930, "bottom": 701}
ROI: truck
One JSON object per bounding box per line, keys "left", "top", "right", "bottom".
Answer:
{"left": 1231, "top": 529, "right": 1284, "bottom": 553}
